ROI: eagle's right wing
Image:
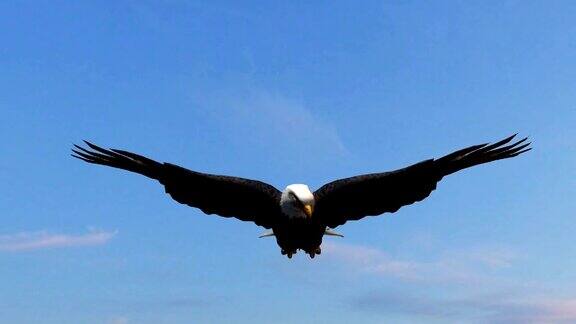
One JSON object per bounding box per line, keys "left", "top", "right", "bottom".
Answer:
{"left": 313, "top": 135, "right": 531, "bottom": 228}
{"left": 72, "top": 141, "right": 282, "bottom": 229}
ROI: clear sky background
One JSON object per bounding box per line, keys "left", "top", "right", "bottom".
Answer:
{"left": 1, "top": 1, "right": 575, "bottom": 323}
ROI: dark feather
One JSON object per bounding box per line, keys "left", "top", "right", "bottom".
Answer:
{"left": 314, "top": 135, "right": 531, "bottom": 228}
{"left": 72, "top": 141, "right": 282, "bottom": 228}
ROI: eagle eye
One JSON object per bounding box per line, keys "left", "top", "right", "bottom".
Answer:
{"left": 290, "top": 192, "right": 304, "bottom": 207}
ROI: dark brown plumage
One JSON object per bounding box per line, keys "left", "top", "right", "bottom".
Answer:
{"left": 72, "top": 141, "right": 282, "bottom": 229}
{"left": 313, "top": 134, "right": 530, "bottom": 228}
{"left": 72, "top": 134, "right": 530, "bottom": 258}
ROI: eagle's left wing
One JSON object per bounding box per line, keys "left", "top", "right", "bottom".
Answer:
{"left": 72, "top": 141, "right": 282, "bottom": 229}
{"left": 313, "top": 135, "right": 530, "bottom": 228}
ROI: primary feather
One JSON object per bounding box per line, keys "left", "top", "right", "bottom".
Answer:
{"left": 313, "top": 134, "right": 530, "bottom": 228}
{"left": 72, "top": 141, "right": 282, "bottom": 229}
{"left": 72, "top": 134, "right": 530, "bottom": 259}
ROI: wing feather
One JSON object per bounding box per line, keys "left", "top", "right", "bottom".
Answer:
{"left": 72, "top": 141, "right": 282, "bottom": 229}
{"left": 314, "top": 135, "right": 531, "bottom": 228}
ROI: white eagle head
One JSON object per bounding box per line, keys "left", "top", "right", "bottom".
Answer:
{"left": 280, "top": 184, "right": 315, "bottom": 219}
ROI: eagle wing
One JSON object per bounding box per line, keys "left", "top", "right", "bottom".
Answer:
{"left": 313, "top": 135, "right": 531, "bottom": 228}
{"left": 72, "top": 141, "right": 282, "bottom": 229}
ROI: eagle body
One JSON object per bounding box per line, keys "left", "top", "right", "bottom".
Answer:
{"left": 72, "top": 134, "right": 530, "bottom": 259}
{"left": 272, "top": 218, "right": 325, "bottom": 258}
{"left": 275, "top": 184, "right": 324, "bottom": 257}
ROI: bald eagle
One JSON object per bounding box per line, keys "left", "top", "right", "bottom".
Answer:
{"left": 72, "top": 134, "right": 530, "bottom": 259}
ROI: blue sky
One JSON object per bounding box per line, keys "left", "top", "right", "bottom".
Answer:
{"left": 1, "top": 1, "right": 575, "bottom": 323}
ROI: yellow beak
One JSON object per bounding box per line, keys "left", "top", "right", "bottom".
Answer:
{"left": 303, "top": 205, "right": 313, "bottom": 218}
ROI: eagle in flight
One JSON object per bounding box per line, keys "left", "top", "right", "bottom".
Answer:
{"left": 72, "top": 134, "right": 530, "bottom": 259}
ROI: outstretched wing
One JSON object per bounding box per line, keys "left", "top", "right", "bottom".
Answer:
{"left": 72, "top": 141, "right": 282, "bottom": 229}
{"left": 313, "top": 135, "right": 531, "bottom": 228}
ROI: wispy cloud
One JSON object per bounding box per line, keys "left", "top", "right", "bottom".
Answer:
{"left": 450, "top": 245, "right": 517, "bottom": 269}
{"left": 108, "top": 317, "right": 129, "bottom": 324}
{"left": 322, "top": 241, "right": 421, "bottom": 280}
{"left": 322, "top": 241, "right": 514, "bottom": 284}
{"left": 0, "top": 229, "right": 117, "bottom": 252}
{"left": 195, "top": 88, "right": 348, "bottom": 157}
{"left": 104, "top": 296, "right": 211, "bottom": 316}
{"left": 323, "top": 241, "right": 576, "bottom": 323}
{"left": 353, "top": 291, "right": 576, "bottom": 323}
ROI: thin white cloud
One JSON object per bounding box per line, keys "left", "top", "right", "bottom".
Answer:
{"left": 322, "top": 241, "right": 510, "bottom": 284}
{"left": 0, "top": 229, "right": 117, "bottom": 252}
{"left": 241, "top": 91, "right": 348, "bottom": 154}
{"left": 450, "top": 245, "right": 518, "bottom": 269}
{"left": 108, "top": 317, "right": 129, "bottom": 324}
{"left": 322, "top": 241, "right": 421, "bottom": 280}
{"left": 529, "top": 299, "right": 576, "bottom": 323}
{"left": 353, "top": 292, "right": 576, "bottom": 323}
{"left": 323, "top": 241, "right": 576, "bottom": 322}
{"left": 195, "top": 88, "right": 349, "bottom": 157}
